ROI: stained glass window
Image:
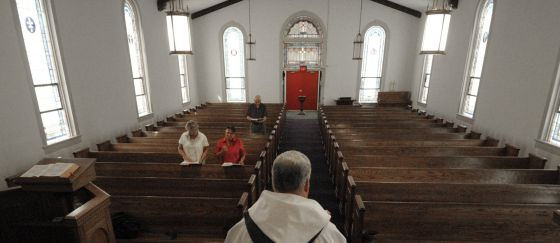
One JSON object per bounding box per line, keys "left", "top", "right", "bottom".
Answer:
{"left": 178, "top": 55, "right": 190, "bottom": 103}
{"left": 124, "top": 0, "right": 151, "bottom": 117}
{"left": 460, "top": 0, "right": 494, "bottom": 117}
{"left": 15, "top": 0, "right": 76, "bottom": 145}
{"left": 223, "top": 27, "right": 246, "bottom": 102}
{"left": 288, "top": 20, "right": 319, "bottom": 38}
{"left": 359, "top": 26, "right": 386, "bottom": 103}
{"left": 418, "top": 54, "right": 434, "bottom": 104}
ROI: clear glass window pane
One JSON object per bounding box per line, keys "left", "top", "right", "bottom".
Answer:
{"left": 35, "top": 85, "right": 62, "bottom": 112}
{"left": 223, "top": 27, "right": 245, "bottom": 78}
{"left": 359, "top": 89, "right": 379, "bottom": 103}
{"left": 421, "top": 87, "right": 429, "bottom": 103}
{"left": 468, "top": 78, "right": 480, "bottom": 96}
{"left": 41, "top": 109, "right": 70, "bottom": 143}
{"left": 133, "top": 78, "right": 144, "bottom": 95}
{"left": 361, "top": 26, "right": 386, "bottom": 78}
{"left": 361, "top": 78, "right": 380, "bottom": 89}
{"left": 16, "top": 0, "right": 59, "bottom": 86}
{"left": 226, "top": 89, "right": 246, "bottom": 102}
{"left": 226, "top": 77, "right": 246, "bottom": 89}
{"left": 180, "top": 75, "right": 185, "bottom": 87}
{"left": 464, "top": 95, "right": 477, "bottom": 116}
{"left": 424, "top": 74, "right": 431, "bottom": 88}
{"left": 182, "top": 88, "right": 188, "bottom": 103}
{"left": 136, "top": 95, "right": 148, "bottom": 116}
{"left": 550, "top": 113, "right": 560, "bottom": 144}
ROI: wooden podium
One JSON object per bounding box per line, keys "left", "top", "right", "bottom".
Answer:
{"left": 1, "top": 158, "right": 115, "bottom": 243}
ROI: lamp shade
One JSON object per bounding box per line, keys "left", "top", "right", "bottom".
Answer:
{"left": 352, "top": 33, "right": 363, "bottom": 60}
{"left": 420, "top": 9, "right": 451, "bottom": 55}
{"left": 166, "top": 11, "right": 192, "bottom": 55}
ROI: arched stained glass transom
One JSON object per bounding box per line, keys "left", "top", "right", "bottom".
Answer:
{"left": 223, "top": 26, "right": 246, "bottom": 103}
{"left": 284, "top": 18, "right": 323, "bottom": 69}
{"left": 460, "top": 0, "right": 494, "bottom": 118}
{"left": 359, "top": 26, "right": 386, "bottom": 103}
{"left": 288, "top": 20, "right": 319, "bottom": 38}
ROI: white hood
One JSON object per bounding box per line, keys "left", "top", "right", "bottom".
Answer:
{"left": 247, "top": 190, "right": 331, "bottom": 242}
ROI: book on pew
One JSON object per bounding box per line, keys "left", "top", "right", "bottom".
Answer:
{"left": 221, "top": 162, "right": 242, "bottom": 167}
{"left": 180, "top": 161, "right": 201, "bottom": 166}
{"left": 20, "top": 163, "right": 80, "bottom": 178}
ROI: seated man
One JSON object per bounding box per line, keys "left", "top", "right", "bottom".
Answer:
{"left": 215, "top": 126, "right": 246, "bottom": 165}
{"left": 225, "top": 151, "right": 346, "bottom": 242}
{"left": 246, "top": 95, "right": 267, "bottom": 133}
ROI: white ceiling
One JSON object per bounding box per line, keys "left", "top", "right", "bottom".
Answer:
{"left": 186, "top": 0, "right": 431, "bottom": 15}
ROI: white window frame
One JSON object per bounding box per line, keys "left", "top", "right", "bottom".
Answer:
{"left": 539, "top": 55, "right": 560, "bottom": 149}
{"left": 122, "top": 0, "right": 152, "bottom": 118}
{"left": 418, "top": 54, "right": 434, "bottom": 105}
{"left": 221, "top": 25, "right": 248, "bottom": 103}
{"left": 13, "top": 0, "right": 79, "bottom": 148}
{"left": 458, "top": 0, "right": 495, "bottom": 119}
{"left": 178, "top": 55, "right": 190, "bottom": 104}
{"left": 358, "top": 24, "right": 388, "bottom": 104}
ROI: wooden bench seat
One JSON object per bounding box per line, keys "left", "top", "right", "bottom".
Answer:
{"left": 351, "top": 197, "right": 560, "bottom": 242}
{"left": 109, "top": 194, "right": 247, "bottom": 240}
{"left": 132, "top": 130, "right": 268, "bottom": 139}
{"left": 342, "top": 154, "right": 547, "bottom": 169}
{"left": 95, "top": 162, "right": 259, "bottom": 179}
{"left": 117, "top": 135, "right": 267, "bottom": 145}
{"left": 96, "top": 141, "right": 262, "bottom": 156}
{"left": 339, "top": 145, "right": 519, "bottom": 157}
{"left": 348, "top": 167, "right": 559, "bottom": 184}
{"left": 95, "top": 176, "right": 257, "bottom": 204}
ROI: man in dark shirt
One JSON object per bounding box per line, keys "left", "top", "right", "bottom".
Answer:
{"left": 246, "top": 95, "right": 267, "bottom": 133}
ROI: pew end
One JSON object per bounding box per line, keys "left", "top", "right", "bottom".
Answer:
{"left": 554, "top": 210, "right": 560, "bottom": 225}
{"left": 73, "top": 148, "right": 91, "bottom": 158}
{"left": 145, "top": 124, "right": 155, "bottom": 131}
{"left": 131, "top": 129, "right": 144, "bottom": 137}
{"left": 238, "top": 192, "right": 249, "bottom": 212}
{"left": 115, "top": 134, "right": 129, "bottom": 143}
{"left": 484, "top": 136, "right": 500, "bottom": 146}
{"left": 466, "top": 131, "right": 482, "bottom": 139}
{"left": 456, "top": 125, "right": 468, "bottom": 133}
{"left": 248, "top": 174, "right": 257, "bottom": 206}
{"left": 504, "top": 144, "right": 521, "bottom": 156}
{"left": 96, "top": 140, "right": 112, "bottom": 151}
{"left": 528, "top": 153, "right": 547, "bottom": 169}
{"left": 351, "top": 195, "right": 366, "bottom": 243}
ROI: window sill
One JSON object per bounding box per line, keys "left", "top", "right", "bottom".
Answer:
{"left": 138, "top": 113, "right": 154, "bottom": 121}
{"left": 535, "top": 139, "right": 560, "bottom": 155}
{"left": 456, "top": 113, "right": 475, "bottom": 124}
{"left": 43, "top": 135, "right": 82, "bottom": 154}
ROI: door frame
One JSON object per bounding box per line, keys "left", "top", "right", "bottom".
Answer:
{"left": 283, "top": 68, "right": 321, "bottom": 110}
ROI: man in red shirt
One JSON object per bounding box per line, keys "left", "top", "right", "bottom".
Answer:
{"left": 215, "top": 126, "right": 246, "bottom": 165}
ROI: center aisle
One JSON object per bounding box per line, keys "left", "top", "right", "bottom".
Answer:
{"left": 277, "top": 111, "right": 344, "bottom": 232}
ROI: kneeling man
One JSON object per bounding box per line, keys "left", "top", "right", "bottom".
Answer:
{"left": 225, "top": 150, "right": 346, "bottom": 242}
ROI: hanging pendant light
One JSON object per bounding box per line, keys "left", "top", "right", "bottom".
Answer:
{"left": 420, "top": 0, "right": 452, "bottom": 55}
{"left": 352, "top": 0, "right": 364, "bottom": 60}
{"left": 246, "top": 0, "right": 256, "bottom": 61}
{"left": 166, "top": 0, "right": 192, "bottom": 55}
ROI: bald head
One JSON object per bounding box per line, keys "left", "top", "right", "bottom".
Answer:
{"left": 254, "top": 95, "right": 261, "bottom": 104}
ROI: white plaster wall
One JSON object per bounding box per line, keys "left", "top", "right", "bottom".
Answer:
{"left": 0, "top": 0, "right": 201, "bottom": 189}
{"left": 191, "top": 0, "right": 420, "bottom": 104}
{"left": 411, "top": 0, "right": 560, "bottom": 168}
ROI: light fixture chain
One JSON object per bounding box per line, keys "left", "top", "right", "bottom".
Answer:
{"left": 358, "top": 0, "right": 363, "bottom": 34}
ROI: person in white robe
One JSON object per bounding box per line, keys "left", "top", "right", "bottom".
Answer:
{"left": 225, "top": 150, "right": 346, "bottom": 243}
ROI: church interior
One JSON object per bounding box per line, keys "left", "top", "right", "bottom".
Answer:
{"left": 2, "top": 0, "right": 560, "bottom": 241}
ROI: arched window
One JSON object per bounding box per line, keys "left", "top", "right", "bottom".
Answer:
{"left": 284, "top": 18, "right": 322, "bottom": 68}
{"left": 222, "top": 26, "right": 246, "bottom": 103}
{"left": 15, "top": 0, "right": 78, "bottom": 145}
{"left": 459, "top": 0, "right": 494, "bottom": 118}
{"left": 359, "top": 26, "right": 386, "bottom": 103}
{"left": 418, "top": 55, "right": 434, "bottom": 104}
{"left": 123, "top": 0, "right": 152, "bottom": 117}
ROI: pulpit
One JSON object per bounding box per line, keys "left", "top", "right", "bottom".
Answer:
{"left": 298, "top": 95, "right": 306, "bottom": 115}
{"left": 1, "top": 158, "right": 115, "bottom": 243}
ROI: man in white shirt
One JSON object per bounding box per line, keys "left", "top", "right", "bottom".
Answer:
{"left": 177, "top": 120, "right": 209, "bottom": 164}
{"left": 225, "top": 150, "right": 346, "bottom": 243}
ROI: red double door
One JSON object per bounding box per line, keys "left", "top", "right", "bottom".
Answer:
{"left": 286, "top": 68, "right": 319, "bottom": 110}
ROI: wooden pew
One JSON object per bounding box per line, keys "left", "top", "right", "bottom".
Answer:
{"left": 554, "top": 210, "right": 560, "bottom": 225}
{"left": 95, "top": 162, "right": 259, "bottom": 179}
{"left": 95, "top": 175, "right": 257, "bottom": 205}
{"left": 110, "top": 193, "right": 248, "bottom": 241}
